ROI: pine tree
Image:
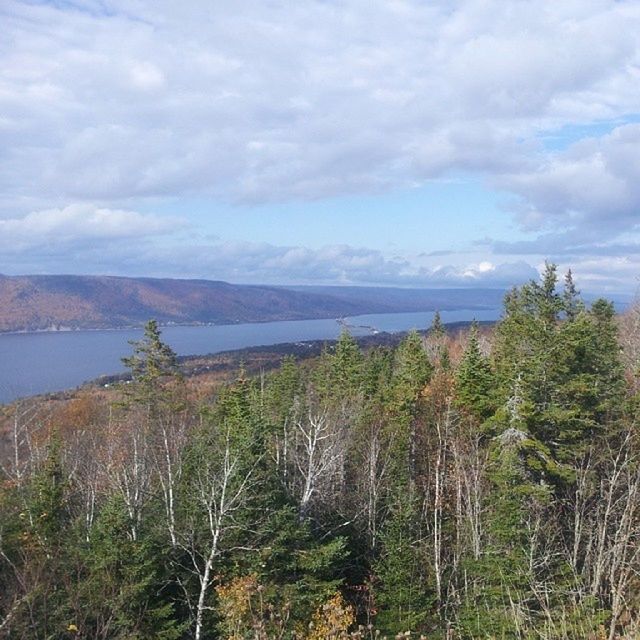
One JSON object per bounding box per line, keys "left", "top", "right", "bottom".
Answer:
{"left": 76, "top": 494, "right": 183, "bottom": 639}
{"left": 244, "top": 505, "right": 349, "bottom": 628}
{"left": 373, "top": 494, "right": 431, "bottom": 634}
{"left": 490, "top": 263, "right": 617, "bottom": 457}
{"left": 388, "top": 331, "right": 433, "bottom": 486}
{"left": 563, "top": 268, "right": 584, "bottom": 320}
{"left": 431, "top": 310, "right": 444, "bottom": 338}
{"left": 391, "top": 330, "right": 432, "bottom": 416}
{"left": 119, "top": 318, "right": 185, "bottom": 459}
{"left": 457, "top": 426, "right": 555, "bottom": 639}
{"left": 456, "top": 321, "right": 495, "bottom": 421}
{"left": 427, "top": 311, "right": 450, "bottom": 370}
{"left": 28, "top": 437, "right": 68, "bottom": 552}
{"left": 265, "top": 355, "right": 302, "bottom": 429}
{"left": 331, "top": 330, "right": 364, "bottom": 397}
{"left": 121, "top": 320, "right": 181, "bottom": 402}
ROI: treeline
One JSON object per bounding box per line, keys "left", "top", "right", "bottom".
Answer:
{"left": 1, "top": 264, "right": 640, "bottom": 639}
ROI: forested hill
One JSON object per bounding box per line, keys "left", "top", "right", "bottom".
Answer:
{"left": 0, "top": 274, "right": 504, "bottom": 332}
{"left": 2, "top": 265, "right": 640, "bottom": 638}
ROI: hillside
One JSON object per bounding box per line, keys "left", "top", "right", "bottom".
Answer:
{"left": 0, "top": 275, "right": 367, "bottom": 332}
{"left": 0, "top": 274, "right": 504, "bottom": 333}
{"left": 1, "top": 267, "right": 639, "bottom": 639}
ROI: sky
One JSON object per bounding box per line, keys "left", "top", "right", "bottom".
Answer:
{"left": 1, "top": 0, "right": 640, "bottom": 294}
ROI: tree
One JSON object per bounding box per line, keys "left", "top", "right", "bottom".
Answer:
{"left": 563, "top": 268, "right": 583, "bottom": 321}
{"left": 74, "top": 494, "right": 183, "bottom": 639}
{"left": 373, "top": 495, "right": 431, "bottom": 634}
{"left": 121, "top": 319, "right": 181, "bottom": 409}
{"left": 388, "top": 331, "right": 433, "bottom": 487}
{"left": 116, "top": 319, "right": 189, "bottom": 543}
{"left": 330, "top": 331, "right": 364, "bottom": 399}
{"left": 457, "top": 427, "right": 555, "bottom": 639}
{"left": 177, "top": 422, "right": 259, "bottom": 640}
{"left": 456, "top": 321, "right": 495, "bottom": 421}
{"left": 492, "top": 265, "right": 625, "bottom": 461}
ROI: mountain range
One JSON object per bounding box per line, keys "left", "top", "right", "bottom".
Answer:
{"left": 0, "top": 274, "right": 506, "bottom": 333}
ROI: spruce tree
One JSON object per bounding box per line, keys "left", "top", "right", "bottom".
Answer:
{"left": 563, "top": 268, "right": 584, "bottom": 320}
{"left": 331, "top": 330, "right": 364, "bottom": 397}
{"left": 373, "top": 495, "right": 431, "bottom": 634}
{"left": 456, "top": 321, "right": 495, "bottom": 421}
{"left": 121, "top": 319, "right": 181, "bottom": 404}
{"left": 387, "top": 331, "right": 433, "bottom": 486}
{"left": 76, "top": 494, "right": 183, "bottom": 639}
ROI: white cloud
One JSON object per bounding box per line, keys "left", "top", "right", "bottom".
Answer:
{"left": 488, "top": 123, "right": 640, "bottom": 263}
{"left": 0, "top": 226, "right": 539, "bottom": 289}
{"left": 0, "top": 204, "right": 183, "bottom": 250}
{"left": 1, "top": 1, "right": 639, "bottom": 292}
{"left": 500, "top": 124, "right": 640, "bottom": 235}
{"left": 129, "top": 62, "right": 165, "bottom": 92}
{"left": 1, "top": 0, "right": 639, "bottom": 209}
{"left": 426, "top": 260, "right": 538, "bottom": 287}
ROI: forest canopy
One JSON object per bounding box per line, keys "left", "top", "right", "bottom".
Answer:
{"left": 1, "top": 264, "right": 640, "bottom": 639}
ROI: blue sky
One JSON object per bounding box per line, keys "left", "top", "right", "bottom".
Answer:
{"left": 148, "top": 179, "right": 516, "bottom": 252}
{"left": 1, "top": 0, "right": 640, "bottom": 293}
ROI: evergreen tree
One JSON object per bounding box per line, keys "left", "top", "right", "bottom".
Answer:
{"left": 458, "top": 428, "right": 555, "bottom": 639}
{"left": 563, "top": 268, "right": 584, "bottom": 320}
{"left": 243, "top": 505, "right": 349, "bottom": 628}
{"left": 391, "top": 330, "right": 432, "bottom": 416}
{"left": 431, "top": 310, "right": 444, "bottom": 338}
{"left": 491, "top": 263, "right": 625, "bottom": 459}
{"left": 427, "top": 311, "right": 450, "bottom": 370}
{"left": 265, "top": 355, "right": 302, "bottom": 429}
{"left": 331, "top": 330, "right": 364, "bottom": 397}
{"left": 121, "top": 319, "right": 181, "bottom": 405}
{"left": 28, "top": 437, "right": 68, "bottom": 553}
{"left": 76, "top": 495, "right": 183, "bottom": 639}
{"left": 388, "top": 331, "right": 433, "bottom": 486}
{"left": 456, "top": 321, "right": 495, "bottom": 421}
{"left": 373, "top": 495, "right": 431, "bottom": 634}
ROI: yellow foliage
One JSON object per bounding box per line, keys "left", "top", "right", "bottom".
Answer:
{"left": 216, "top": 574, "right": 260, "bottom": 640}
{"left": 306, "top": 593, "right": 355, "bottom": 640}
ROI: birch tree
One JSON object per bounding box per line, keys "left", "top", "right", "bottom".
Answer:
{"left": 179, "top": 428, "right": 258, "bottom": 640}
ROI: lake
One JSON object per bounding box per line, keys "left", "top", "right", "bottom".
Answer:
{"left": 0, "top": 308, "right": 500, "bottom": 404}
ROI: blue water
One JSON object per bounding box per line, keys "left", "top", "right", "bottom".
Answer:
{"left": 0, "top": 309, "right": 499, "bottom": 404}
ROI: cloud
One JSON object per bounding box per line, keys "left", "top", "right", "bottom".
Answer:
{"left": 1, "top": 0, "right": 640, "bottom": 209}
{"left": 1, "top": 1, "right": 639, "bottom": 293}
{"left": 0, "top": 204, "right": 184, "bottom": 251}
{"left": 499, "top": 124, "right": 640, "bottom": 235}
{"left": 117, "top": 242, "right": 539, "bottom": 289}
{"left": 489, "top": 124, "right": 640, "bottom": 259}
{"left": 0, "top": 221, "right": 538, "bottom": 289}
{"left": 421, "top": 260, "right": 538, "bottom": 288}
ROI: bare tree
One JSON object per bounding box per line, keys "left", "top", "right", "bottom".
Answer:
{"left": 104, "top": 408, "right": 153, "bottom": 541}
{"left": 293, "top": 407, "right": 346, "bottom": 519}
{"left": 178, "top": 430, "right": 258, "bottom": 640}
{"left": 152, "top": 410, "right": 190, "bottom": 547}
{"left": 431, "top": 396, "right": 455, "bottom": 608}
{"left": 0, "top": 400, "right": 45, "bottom": 490}
{"left": 0, "top": 401, "right": 50, "bottom": 638}
{"left": 452, "top": 430, "right": 486, "bottom": 565}
{"left": 568, "top": 433, "right": 640, "bottom": 639}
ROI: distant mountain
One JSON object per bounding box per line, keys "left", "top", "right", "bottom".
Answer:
{"left": 0, "top": 274, "right": 505, "bottom": 333}
{"left": 284, "top": 285, "right": 507, "bottom": 312}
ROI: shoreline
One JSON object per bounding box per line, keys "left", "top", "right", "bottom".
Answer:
{"left": 16, "top": 320, "right": 494, "bottom": 402}
{"left": 0, "top": 317, "right": 497, "bottom": 407}
{"left": 0, "top": 307, "right": 498, "bottom": 337}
